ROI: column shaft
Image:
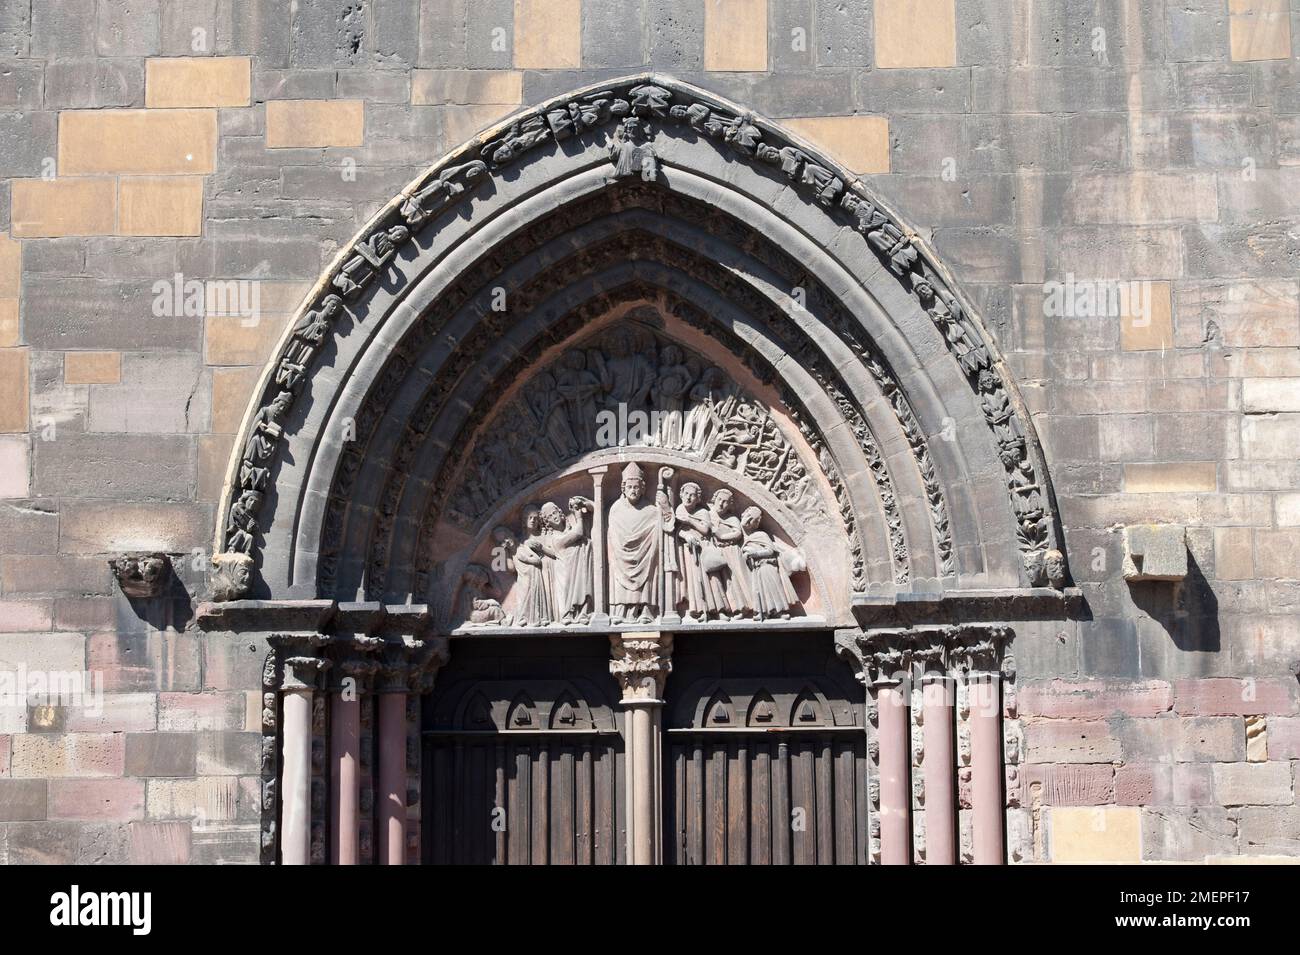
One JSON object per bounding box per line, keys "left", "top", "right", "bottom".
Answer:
{"left": 970, "top": 675, "right": 1005, "bottom": 865}
{"left": 875, "top": 681, "right": 911, "bottom": 865}
{"left": 329, "top": 693, "right": 361, "bottom": 865}
{"left": 921, "top": 676, "right": 956, "bottom": 865}
{"left": 378, "top": 692, "right": 408, "bottom": 865}
{"left": 280, "top": 688, "right": 313, "bottom": 866}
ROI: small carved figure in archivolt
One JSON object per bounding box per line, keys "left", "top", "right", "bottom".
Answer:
{"left": 609, "top": 116, "right": 657, "bottom": 181}
{"left": 740, "top": 506, "right": 803, "bottom": 621}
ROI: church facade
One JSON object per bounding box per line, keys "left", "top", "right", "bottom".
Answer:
{"left": 0, "top": 3, "right": 1297, "bottom": 865}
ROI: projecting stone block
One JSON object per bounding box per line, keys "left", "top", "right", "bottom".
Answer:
{"left": 1122, "top": 524, "right": 1187, "bottom": 581}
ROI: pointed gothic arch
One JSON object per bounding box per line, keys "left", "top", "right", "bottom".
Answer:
{"left": 212, "top": 73, "right": 1067, "bottom": 622}
{"left": 200, "top": 76, "right": 1085, "bottom": 867}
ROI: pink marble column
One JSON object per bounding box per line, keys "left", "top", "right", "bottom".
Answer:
{"left": 921, "top": 674, "right": 956, "bottom": 865}
{"left": 969, "top": 675, "right": 1005, "bottom": 865}
{"left": 610, "top": 633, "right": 672, "bottom": 865}
{"left": 279, "top": 655, "right": 327, "bottom": 866}
{"left": 875, "top": 680, "right": 911, "bottom": 865}
{"left": 329, "top": 688, "right": 361, "bottom": 865}
{"left": 377, "top": 689, "right": 407, "bottom": 865}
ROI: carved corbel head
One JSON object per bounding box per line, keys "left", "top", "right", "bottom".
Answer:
{"left": 108, "top": 552, "right": 172, "bottom": 599}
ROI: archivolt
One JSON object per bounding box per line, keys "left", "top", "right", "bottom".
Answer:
{"left": 214, "top": 74, "right": 1064, "bottom": 613}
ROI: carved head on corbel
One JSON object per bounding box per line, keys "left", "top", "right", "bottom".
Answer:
{"left": 210, "top": 552, "right": 254, "bottom": 602}
{"left": 108, "top": 552, "right": 172, "bottom": 599}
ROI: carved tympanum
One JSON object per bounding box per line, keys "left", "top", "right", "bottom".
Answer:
{"left": 459, "top": 462, "right": 810, "bottom": 630}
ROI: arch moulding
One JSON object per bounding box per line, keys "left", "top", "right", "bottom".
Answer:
{"left": 203, "top": 73, "right": 1078, "bottom": 635}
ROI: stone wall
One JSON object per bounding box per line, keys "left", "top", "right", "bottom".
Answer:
{"left": 0, "top": 0, "right": 1297, "bottom": 863}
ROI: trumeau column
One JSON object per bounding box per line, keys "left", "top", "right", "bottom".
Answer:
{"left": 609, "top": 632, "right": 673, "bottom": 866}
{"left": 279, "top": 653, "right": 330, "bottom": 866}
{"left": 953, "top": 627, "right": 1010, "bottom": 866}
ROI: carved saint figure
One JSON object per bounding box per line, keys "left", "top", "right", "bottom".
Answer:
{"left": 554, "top": 349, "right": 602, "bottom": 450}
{"left": 601, "top": 328, "right": 656, "bottom": 412}
{"left": 653, "top": 344, "right": 692, "bottom": 449}
{"left": 740, "top": 506, "right": 799, "bottom": 621}
{"left": 514, "top": 506, "right": 557, "bottom": 627}
{"left": 544, "top": 497, "right": 595, "bottom": 624}
{"left": 607, "top": 463, "right": 660, "bottom": 624}
{"left": 609, "top": 117, "right": 656, "bottom": 181}
{"left": 674, "top": 482, "right": 726, "bottom": 622}
{"left": 708, "top": 488, "right": 752, "bottom": 616}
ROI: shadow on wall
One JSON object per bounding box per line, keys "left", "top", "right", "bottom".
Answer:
{"left": 1128, "top": 551, "right": 1220, "bottom": 654}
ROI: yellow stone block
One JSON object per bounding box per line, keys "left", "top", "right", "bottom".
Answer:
{"left": 0, "top": 234, "right": 19, "bottom": 298}
{"left": 704, "top": 0, "right": 768, "bottom": 71}
{"left": 1051, "top": 806, "right": 1142, "bottom": 862}
{"left": 783, "top": 116, "right": 891, "bottom": 175}
{"left": 1230, "top": 0, "right": 1293, "bottom": 61}
{"left": 11, "top": 179, "right": 117, "bottom": 237}
{"left": 59, "top": 109, "right": 218, "bottom": 176}
{"left": 204, "top": 311, "right": 292, "bottom": 366}
{"left": 514, "top": 0, "right": 582, "bottom": 69}
{"left": 265, "top": 100, "right": 364, "bottom": 148}
{"left": 211, "top": 366, "right": 264, "bottom": 434}
{"left": 875, "top": 0, "right": 957, "bottom": 69}
{"left": 0, "top": 301, "right": 17, "bottom": 348}
{"left": 118, "top": 177, "right": 205, "bottom": 237}
{"left": 0, "top": 348, "right": 30, "bottom": 434}
{"left": 1120, "top": 280, "right": 1174, "bottom": 351}
{"left": 64, "top": 352, "right": 122, "bottom": 385}
{"left": 146, "top": 57, "right": 252, "bottom": 108}
{"left": 1124, "top": 462, "right": 1218, "bottom": 493}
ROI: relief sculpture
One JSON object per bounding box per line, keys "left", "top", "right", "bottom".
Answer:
{"left": 460, "top": 462, "right": 811, "bottom": 630}
{"left": 445, "top": 323, "right": 828, "bottom": 533}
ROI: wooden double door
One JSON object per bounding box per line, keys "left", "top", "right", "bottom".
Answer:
{"left": 423, "top": 634, "right": 868, "bottom": 865}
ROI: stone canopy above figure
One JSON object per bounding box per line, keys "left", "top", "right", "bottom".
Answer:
{"left": 457, "top": 461, "right": 814, "bottom": 631}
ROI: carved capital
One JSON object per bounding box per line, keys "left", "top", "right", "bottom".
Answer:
{"left": 609, "top": 632, "right": 673, "bottom": 704}
{"left": 948, "top": 625, "right": 1012, "bottom": 676}
{"left": 109, "top": 552, "right": 172, "bottom": 599}
{"left": 281, "top": 655, "right": 330, "bottom": 692}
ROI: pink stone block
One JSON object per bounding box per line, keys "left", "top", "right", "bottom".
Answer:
{"left": 157, "top": 692, "right": 246, "bottom": 731}
{"left": 10, "top": 732, "right": 125, "bottom": 778}
{"left": 64, "top": 693, "right": 158, "bottom": 733}
{"left": 1021, "top": 763, "right": 1115, "bottom": 805}
{"left": 1020, "top": 679, "right": 1173, "bottom": 719}
{"left": 1117, "top": 763, "right": 1214, "bottom": 806}
{"left": 0, "top": 599, "right": 54, "bottom": 631}
{"left": 1115, "top": 764, "right": 1155, "bottom": 805}
{"left": 1174, "top": 678, "right": 1299, "bottom": 716}
{"left": 129, "top": 820, "right": 191, "bottom": 864}
{"left": 1268, "top": 717, "right": 1300, "bottom": 760}
{"left": 1024, "top": 719, "right": 1123, "bottom": 763}
{"left": 48, "top": 778, "right": 145, "bottom": 821}
{"left": 0, "top": 735, "right": 9, "bottom": 776}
